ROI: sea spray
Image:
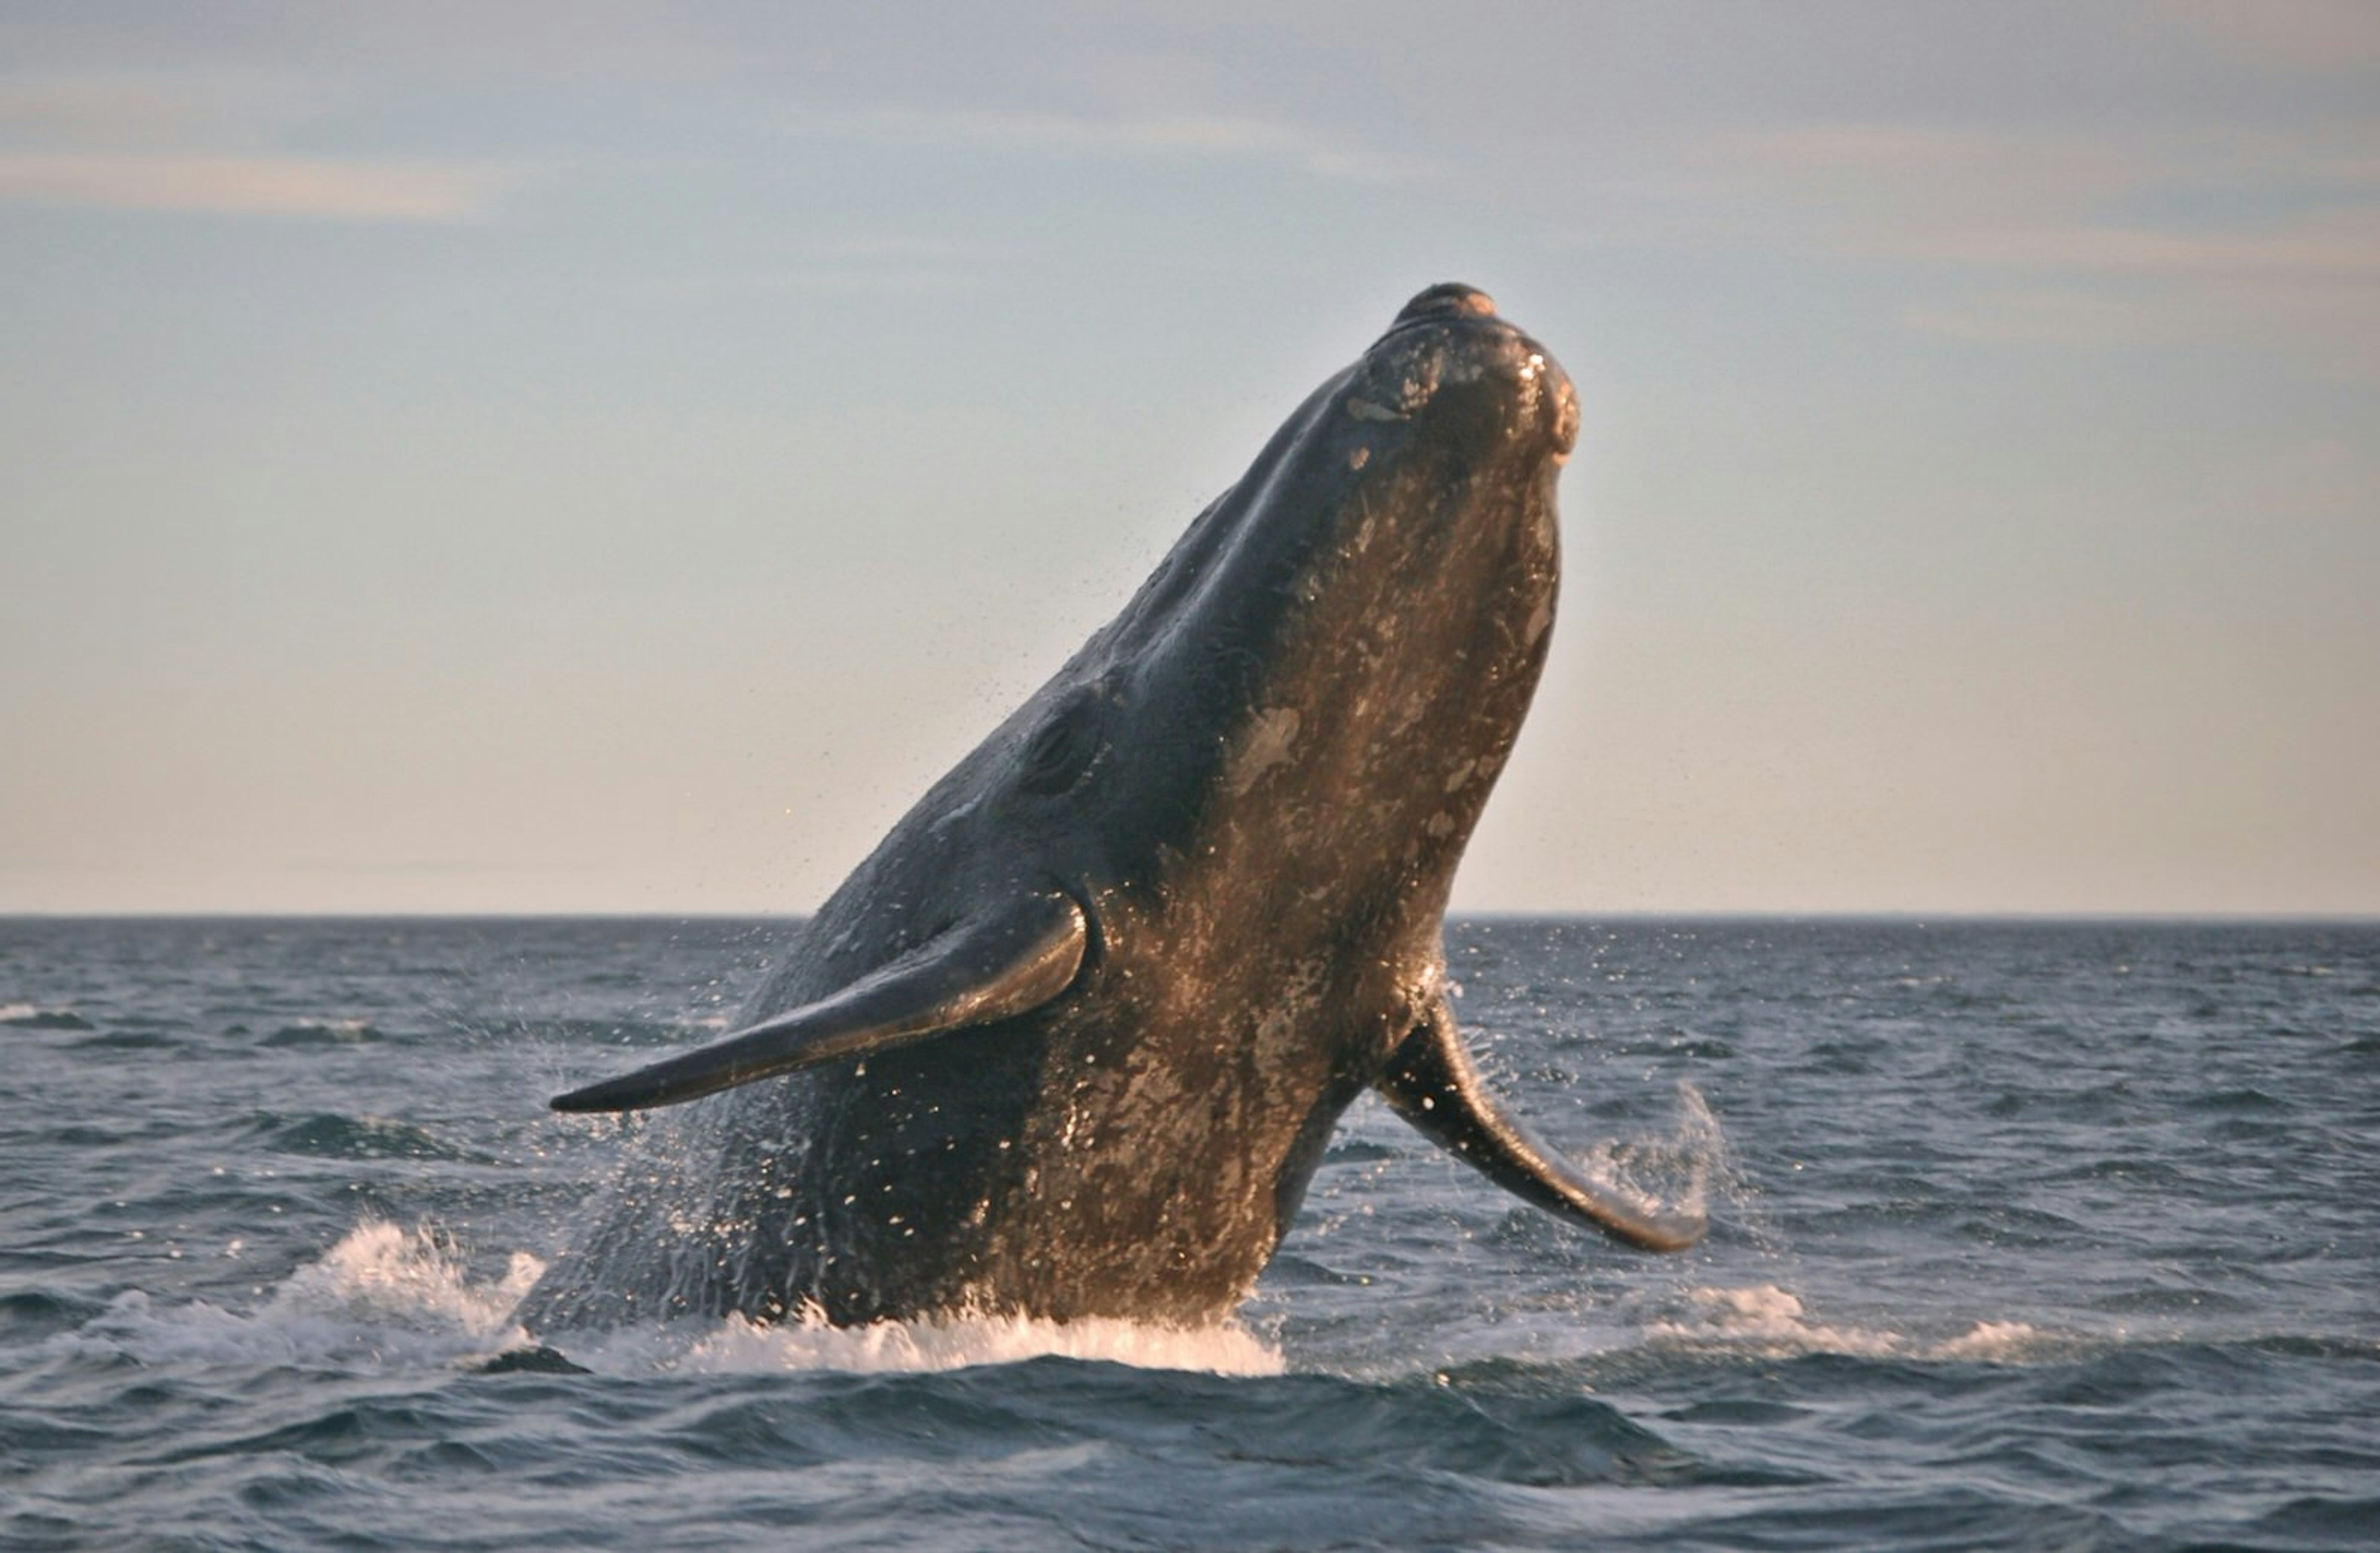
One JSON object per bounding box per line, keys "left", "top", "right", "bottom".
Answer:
{"left": 578, "top": 1308, "right": 1283, "bottom": 1378}
{"left": 66, "top": 1219, "right": 1281, "bottom": 1379}
{"left": 65, "top": 1222, "right": 540, "bottom": 1372}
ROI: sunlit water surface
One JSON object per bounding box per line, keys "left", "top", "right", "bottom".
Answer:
{"left": 4, "top": 917, "right": 2374, "bottom": 1549}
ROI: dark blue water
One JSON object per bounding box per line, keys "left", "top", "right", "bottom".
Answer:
{"left": 4, "top": 917, "right": 2374, "bottom": 1549}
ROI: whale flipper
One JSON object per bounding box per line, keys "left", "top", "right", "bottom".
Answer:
{"left": 550, "top": 890, "right": 1087, "bottom": 1114}
{"left": 1377, "top": 995, "right": 1707, "bottom": 1252}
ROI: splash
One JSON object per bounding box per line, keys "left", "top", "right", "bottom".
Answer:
{"left": 1636, "top": 1283, "right": 2045, "bottom": 1363}
{"left": 1571, "top": 1079, "right": 1730, "bottom": 1228}
{"left": 69, "top": 1220, "right": 1280, "bottom": 1379}
{"left": 568, "top": 1309, "right": 1283, "bottom": 1378}
{"left": 69, "top": 1222, "right": 540, "bottom": 1371}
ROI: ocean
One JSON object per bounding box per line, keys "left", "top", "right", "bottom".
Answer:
{"left": 2, "top": 915, "right": 2374, "bottom": 1549}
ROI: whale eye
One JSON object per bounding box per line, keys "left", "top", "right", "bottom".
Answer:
{"left": 1018, "top": 692, "right": 1103, "bottom": 795}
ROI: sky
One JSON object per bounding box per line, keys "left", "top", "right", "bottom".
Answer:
{"left": 2, "top": 1, "right": 2374, "bottom": 917}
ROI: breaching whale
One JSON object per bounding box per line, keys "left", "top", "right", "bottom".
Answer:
{"left": 523, "top": 283, "right": 1703, "bottom": 1332}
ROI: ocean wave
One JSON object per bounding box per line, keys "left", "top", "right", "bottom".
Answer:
{"left": 68, "top": 1029, "right": 178, "bottom": 1050}
{"left": 1, "top": 1003, "right": 94, "bottom": 1030}
{"left": 244, "top": 1112, "right": 495, "bottom": 1164}
{"left": 259, "top": 1019, "right": 385, "bottom": 1047}
{"left": 1633, "top": 1283, "right": 2050, "bottom": 1363}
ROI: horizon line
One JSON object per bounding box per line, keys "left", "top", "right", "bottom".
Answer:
{"left": 4, "top": 907, "right": 2374, "bottom": 926}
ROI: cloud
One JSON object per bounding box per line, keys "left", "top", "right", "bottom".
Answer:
{"left": 0, "top": 74, "right": 508, "bottom": 221}
{"left": 2156, "top": 0, "right": 2380, "bottom": 73}
{"left": 1883, "top": 196, "right": 2380, "bottom": 377}
{"left": 1696, "top": 123, "right": 2180, "bottom": 237}
{"left": 0, "top": 150, "right": 508, "bottom": 221}
{"left": 625, "top": 232, "right": 1031, "bottom": 301}
{"left": 0, "top": 76, "right": 205, "bottom": 148}
{"left": 1624, "top": 119, "right": 2380, "bottom": 375}
{"left": 780, "top": 102, "right": 1437, "bottom": 184}
{"left": 1897, "top": 211, "right": 2380, "bottom": 282}
{"left": 1902, "top": 288, "right": 2182, "bottom": 348}
{"left": 1905, "top": 276, "right": 2379, "bottom": 379}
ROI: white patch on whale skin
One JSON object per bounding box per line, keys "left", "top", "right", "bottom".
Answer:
{"left": 1226, "top": 706, "right": 1302, "bottom": 795}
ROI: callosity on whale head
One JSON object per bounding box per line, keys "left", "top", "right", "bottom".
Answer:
{"left": 522, "top": 283, "right": 1701, "bottom": 1332}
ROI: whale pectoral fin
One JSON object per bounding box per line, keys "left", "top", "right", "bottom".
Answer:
{"left": 550, "top": 890, "right": 1087, "bottom": 1114}
{"left": 1376, "top": 996, "right": 1706, "bottom": 1252}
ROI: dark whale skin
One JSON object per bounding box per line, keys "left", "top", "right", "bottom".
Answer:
{"left": 522, "top": 284, "right": 1685, "bottom": 1332}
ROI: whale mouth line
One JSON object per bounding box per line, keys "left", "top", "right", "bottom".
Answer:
{"left": 1044, "top": 875, "right": 1108, "bottom": 980}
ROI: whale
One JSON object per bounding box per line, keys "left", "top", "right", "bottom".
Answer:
{"left": 521, "top": 283, "right": 1704, "bottom": 1332}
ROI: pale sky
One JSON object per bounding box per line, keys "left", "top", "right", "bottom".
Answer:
{"left": 3, "top": 2, "right": 2374, "bottom": 916}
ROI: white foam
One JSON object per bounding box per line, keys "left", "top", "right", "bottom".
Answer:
{"left": 569, "top": 1309, "right": 1282, "bottom": 1378}
{"left": 1933, "top": 1319, "right": 2044, "bottom": 1362}
{"left": 68, "top": 1222, "right": 540, "bottom": 1371}
{"left": 0, "top": 1002, "right": 83, "bottom": 1025}
{"left": 68, "top": 1220, "right": 1280, "bottom": 1379}
{"left": 1642, "top": 1283, "right": 1897, "bottom": 1355}
{"left": 74, "top": 1222, "right": 2048, "bottom": 1381}
{"left": 270, "top": 1017, "right": 379, "bottom": 1039}
{"left": 1638, "top": 1284, "right": 2047, "bottom": 1363}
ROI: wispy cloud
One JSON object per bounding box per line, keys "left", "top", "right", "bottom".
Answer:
{"left": 1697, "top": 123, "right": 2172, "bottom": 234}
{"left": 1609, "top": 119, "right": 2380, "bottom": 375}
{"left": 0, "top": 151, "right": 508, "bottom": 220}
{"left": 0, "top": 76, "right": 208, "bottom": 148}
{"left": 1901, "top": 288, "right": 2195, "bottom": 348}
{"left": 631, "top": 232, "right": 1029, "bottom": 300}
{"left": 1903, "top": 273, "right": 2380, "bottom": 379}
{"left": 782, "top": 102, "right": 1437, "bottom": 184}
{"left": 0, "top": 71, "right": 509, "bottom": 221}
{"left": 1886, "top": 195, "right": 2380, "bottom": 377}
{"left": 2157, "top": 0, "right": 2380, "bottom": 73}
{"left": 1895, "top": 211, "right": 2380, "bottom": 283}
